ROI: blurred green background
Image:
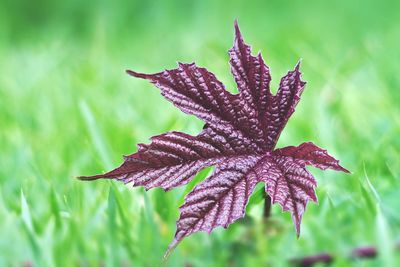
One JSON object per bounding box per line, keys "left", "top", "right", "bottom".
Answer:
{"left": 1, "top": 0, "right": 399, "bottom": 266}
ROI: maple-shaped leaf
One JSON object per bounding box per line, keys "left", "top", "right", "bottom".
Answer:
{"left": 79, "top": 20, "right": 349, "bottom": 256}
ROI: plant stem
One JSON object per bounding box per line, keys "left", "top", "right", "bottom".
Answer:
{"left": 263, "top": 192, "right": 271, "bottom": 218}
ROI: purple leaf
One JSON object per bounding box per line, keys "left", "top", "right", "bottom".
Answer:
{"left": 228, "top": 21, "right": 272, "bottom": 151}
{"left": 80, "top": 21, "right": 349, "bottom": 256}
{"left": 265, "top": 62, "right": 306, "bottom": 150}
{"left": 274, "top": 142, "right": 350, "bottom": 173}
{"left": 127, "top": 63, "right": 264, "bottom": 153}
{"left": 80, "top": 130, "right": 238, "bottom": 191}
{"left": 257, "top": 155, "right": 318, "bottom": 236}
{"left": 166, "top": 155, "right": 261, "bottom": 256}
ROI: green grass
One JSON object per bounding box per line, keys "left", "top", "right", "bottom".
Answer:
{"left": 1, "top": 0, "right": 400, "bottom": 266}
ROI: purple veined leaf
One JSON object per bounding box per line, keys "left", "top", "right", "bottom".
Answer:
{"left": 127, "top": 63, "right": 265, "bottom": 154}
{"left": 79, "top": 20, "right": 350, "bottom": 256}
{"left": 256, "top": 155, "right": 318, "bottom": 236}
{"left": 228, "top": 20, "right": 272, "bottom": 151}
{"left": 265, "top": 62, "right": 306, "bottom": 150}
{"left": 274, "top": 142, "right": 350, "bottom": 173}
{"left": 165, "top": 155, "right": 262, "bottom": 257}
{"left": 80, "top": 129, "right": 243, "bottom": 191}
{"left": 228, "top": 20, "right": 306, "bottom": 151}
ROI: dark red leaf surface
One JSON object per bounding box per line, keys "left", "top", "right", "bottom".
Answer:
{"left": 80, "top": 21, "right": 349, "bottom": 256}
{"left": 274, "top": 142, "right": 350, "bottom": 173}
{"left": 257, "top": 154, "right": 318, "bottom": 236}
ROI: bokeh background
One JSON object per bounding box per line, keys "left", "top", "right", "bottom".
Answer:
{"left": 1, "top": 0, "right": 399, "bottom": 266}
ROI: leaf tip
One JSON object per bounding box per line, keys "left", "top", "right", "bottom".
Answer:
{"left": 295, "top": 223, "right": 301, "bottom": 238}
{"left": 340, "top": 166, "right": 351, "bottom": 174}
{"left": 335, "top": 160, "right": 351, "bottom": 173}
{"left": 233, "top": 18, "right": 239, "bottom": 29}
{"left": 77, "top": 171, "right": 114, "bottom": 181}
{"left": 291, "top": 212, "right": 303, "bottom": 238}
{"left": 77, "top": 175, "right": 101, "bottom": 181}
{"left": 233, "top": 19, "right": 242, "bottom": 39}
{"left": 163, "top": 238, "right": 181, "bottom": 260}
{"left": 126, "top": 69, "right": 149, "bottom": 79}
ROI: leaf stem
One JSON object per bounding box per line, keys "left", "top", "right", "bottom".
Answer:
{"left": 263, "top": 192, "right": 272, "bottom": 218}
